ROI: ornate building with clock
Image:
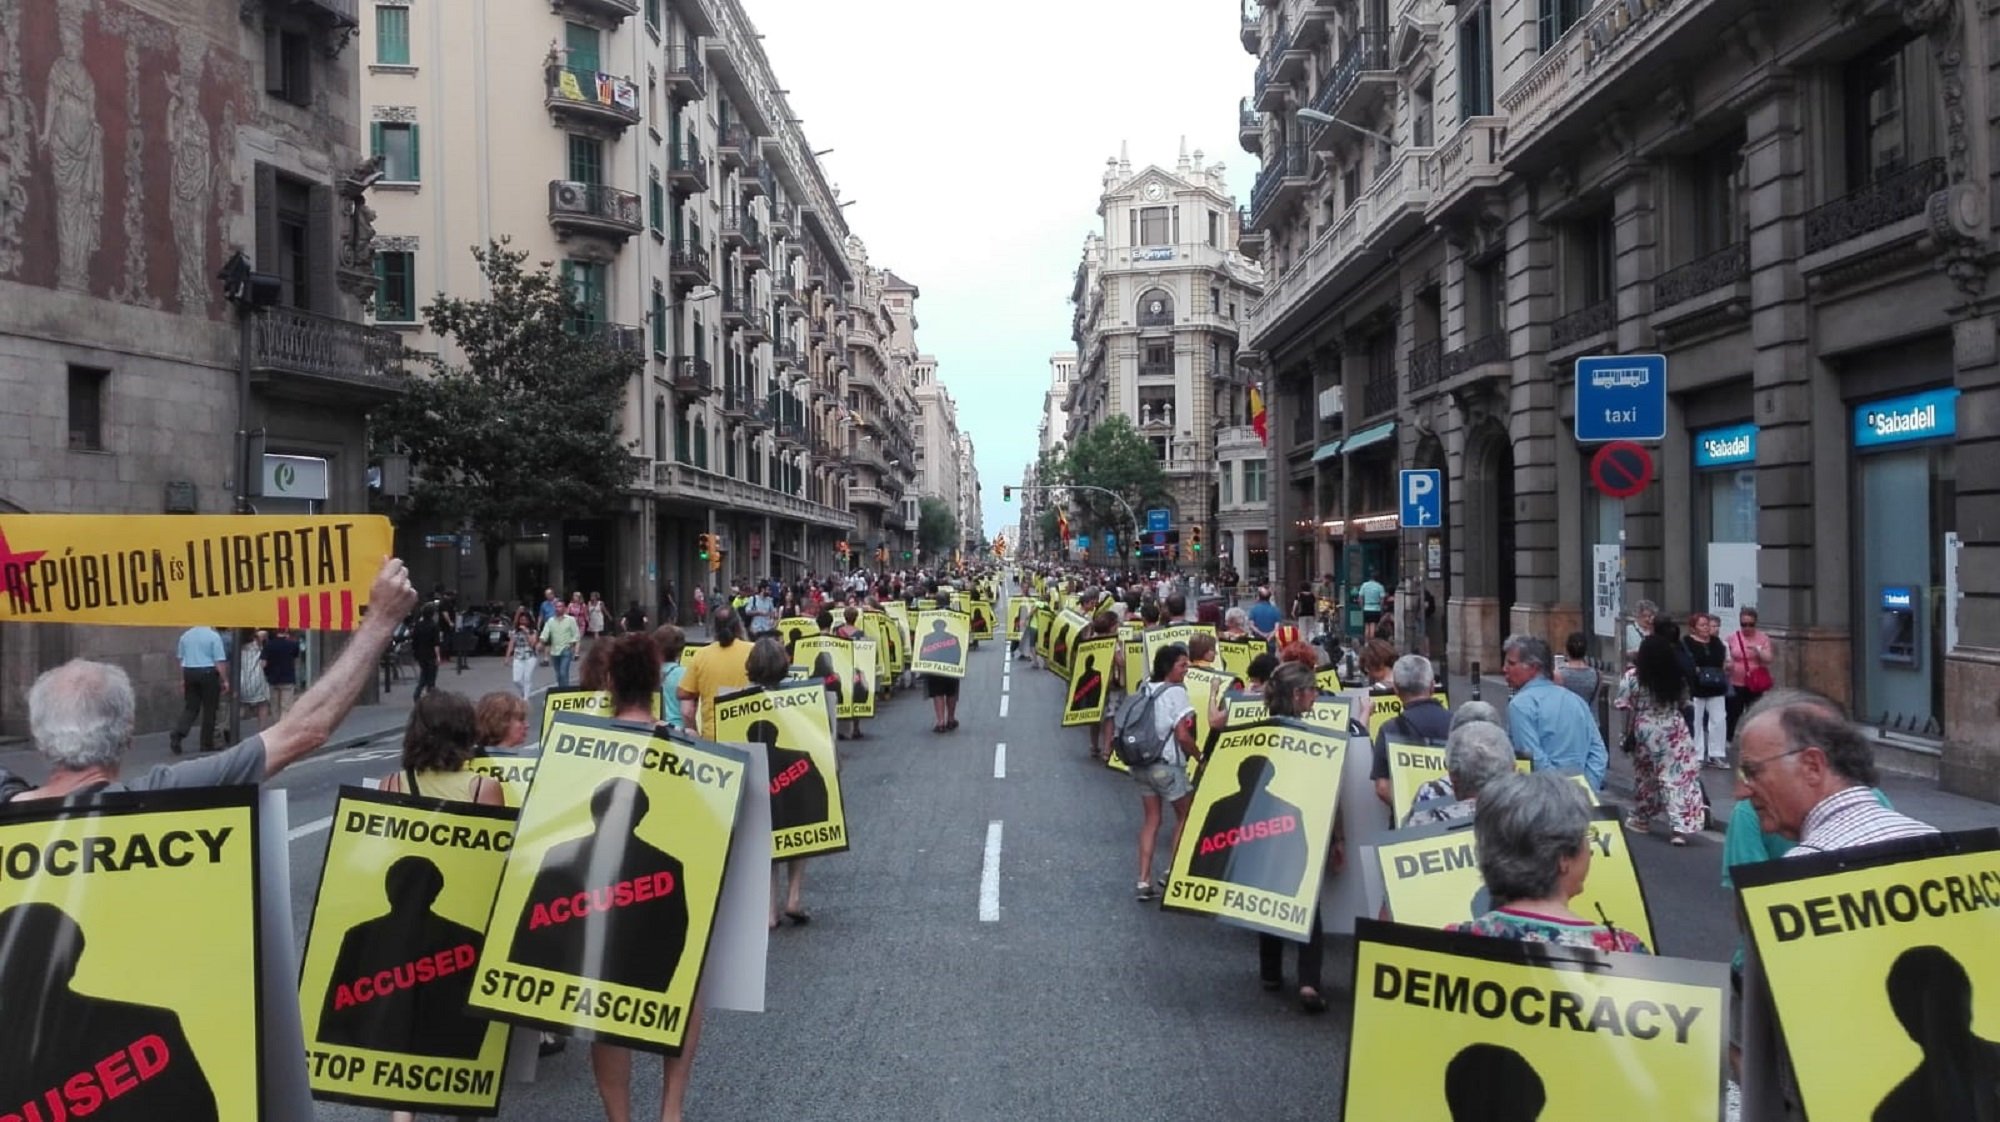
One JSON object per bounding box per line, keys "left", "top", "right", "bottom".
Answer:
{"left": 1065, "top": 143, "right": 1266, "bottom": 574}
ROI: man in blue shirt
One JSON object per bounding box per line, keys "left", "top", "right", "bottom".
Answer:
{"left": 1246, "top": 587, "right": 1281, "bottom": 648}
{"left": 1502, "top": 634, "right": 1607, "bottom": 789}
{"left": 169, "top": 625, "right": 228, "bottom": 755}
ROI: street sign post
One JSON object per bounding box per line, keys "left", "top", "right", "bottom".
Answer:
{"left": 1146, "top": 508, "right": 1170, "bottom": 534}
{"left": 1398, "top": 469, "right": 1443, "bottom": 528}
{"left": 1574, "top": 354, "right": 1667, "bottom": 443}
{"left": 1589, "top": 441, "right": 1656, "bottom": 499}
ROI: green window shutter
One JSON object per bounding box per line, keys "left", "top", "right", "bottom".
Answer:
{"left": 376, "top": 6, "right": 409, "bottom": 65}
{"left": 564, "top": 23, "right": 599, "bottom": 73}
{"left": 408, "top": 124, "right": 420, "bottom": 181}
{"left": 369, "top": 122, "right": 384, "bottom": 160}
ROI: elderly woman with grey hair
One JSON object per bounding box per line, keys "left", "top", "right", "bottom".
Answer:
{"left": 1449, "top": 772, "right": 1650, "bottom": 953}
{"left": 1403, "top": 720, "right": 1517, "bottom": 827}
{"left": 1448, "top": 699, "right": 1504, "bottom": 733}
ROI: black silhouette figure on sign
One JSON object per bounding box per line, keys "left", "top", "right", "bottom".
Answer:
{"left": 971, "top": 606, "right": 989, "bottom": 635}
{"left": 1070, "top": 655, "right": 1105, "bottom": 715}
{"left": 511, "top": 778, "right": 689, "bottom": 993}
{"left": 1187, "top": 755, "right": 1308, "bottom": 896}
{"left": 747, "top": 718, "right": 830, "bottom": 833}
{"left": 1052, "top": 624, "right": 1072, "bottom": 669}
{"left": 1873, "top": 944, "right": 2000, "bottom": 1122}
{"left": 0, "top": 902, "right": 219, "bottom": 1122}
{"left": 1444, "top": 1043, "right": 1545, "bottom": 1121}
{"left": 318, "top": 855, "right": 491, "bottom": 1059}
{"left": 920, "top": 619, "right": 963, "bottom": 670}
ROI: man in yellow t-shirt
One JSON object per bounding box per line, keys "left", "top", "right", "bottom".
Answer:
{"left": 678, "top": 607, "right": 753, "bottom": 735}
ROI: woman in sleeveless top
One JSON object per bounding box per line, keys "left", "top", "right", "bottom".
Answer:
{"left": 378, "top": 691, "right": 504, "bottom": 807}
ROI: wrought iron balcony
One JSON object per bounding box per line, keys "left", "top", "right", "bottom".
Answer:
{"left": 740, "top": 307, "right": 769, "bottom": 343}
{"left": 1362, "top": 365, "right": 1397, "bottom": 418}
{"left": 544, "top": 66, "right": 640, "bottom": 131}
{"left": 572, "top": 320, "right": 645, "bottom": 355}
{"left": 1550, "top": 300, "right": 1615, "bottom": 351}
{"left": 739, "top": 160, "right": 772, "bottom": 198}
{"left": 772, "top": 337, "right": 802, "bottom": 368}
{"left": 671, "top": 355, "right": 713, "bottom": 399}
{"left": 249, "top": 306, "right": 405, "bottom": 398}
{"left": 716, "top": 125, "right": 750, "bottom": 169}
{"left": 1239, "top": 98, "right": 1261, "bottom": 154}
{"left": 771, "top": 273, "right": 798, "bottom": 308}
{"left": 739, "top": 235, "right": 766, "bottom": 273}
{"left": 1407, "top": 338, "right": 1443, "bottom": 395}
{"left": 743, "top": 394, "right": 770, "bottom": 430}
{"left": 1249, "top": 146, "right": 1309, "bottom": 224}
{"left": 1803, "top": 157, "right": 1945, "bottom": 256}
{"left": 1307, "top": 28, "right": 1389, "bottom": 132}
{"left": 667, "top": 140, "right": 709, "bottom": 195}
{"left": 719, "top": 383, "right": 755, "bottom": 420}
{"left": 1653, "top": 241, "right": 1747, "bottom": 309}
{"left": 1240, "top": 13, "right": 1261, "bottom": 54}
{"left": 720, "top": 292, "right": 748, "bottom": 326}
{"left": 661, "top": 43, "right": 705, "bottom": 101}
{"left": 552, "top": 0, "right": 636, "bottom": 25}
{"left": 1441, "top": 333, "right": 1507, "bottom": 379}
{"left": 768, "top": 205, "right": 795, "bottom": 238}
{"left": 774, "top": 420, "right": 805, "bottom": 450}
{"left": 1138, "top": 361, "right": 1173, "bottom": 380}
{"left": 548, "top": 180, "right": 643, "bottom": 242}
{"left": 720, "top": 207, "right": 750, "bottom": 249}
{"left": 668, "top": 241, "right": 711, "bottom": 289}
{"left": 806, "top": 263, "right": 826, "bottom": 290}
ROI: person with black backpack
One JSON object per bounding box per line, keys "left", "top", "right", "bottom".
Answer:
{"left": 1117, "top": 643, "right": 1198, "bottom": 901}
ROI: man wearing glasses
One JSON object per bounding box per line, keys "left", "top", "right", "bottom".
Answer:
{"left": 1733, "top": 689, "right": 1935, "bottom": 853}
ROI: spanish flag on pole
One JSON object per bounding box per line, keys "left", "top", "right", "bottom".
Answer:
{"left": 1249, "top": 383, "right": 1268, "bottom": 445}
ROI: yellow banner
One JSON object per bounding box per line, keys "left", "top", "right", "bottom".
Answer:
{"left": 1161, "top": 717, "right": 1346, "bottom": 940}
{"left": 0, "top": 514, "right": 393, "bottom": 628}
{"left": 0, "top": 786, "right": 260, "bottom": 1118}
{"left": 467, "top": 749, "right": 538, "bottom": 807}
{"left": 1736, "top": 831, "right": 2000, "bottom": 1122}
{"left": 1366, "top": 690, "right": 1451, "bottom": 742}
{"left": 298, "top": 788, "right": 514, "bottom": 1114}
{"left": 1223, "top": 691, "right": 1351, "bottom": 735}
{"left": 1047, "top": 609, "right": 1088, "bottom": 679}
{"left": 1343, "top": 919, "right": 1728, "bottom": 1119}
{"left": 966, "top": 599, "right": 995, "bottom": 641}
{"left": 848, "top": 638, "right": 878, "bottom": 719}
{"left": 713, "top": 681, "right": 848, "bottom": 860}
{"left": 911, "top": 609, "right": 971, "bottom": 679}
{"left": 539, "top": 688, "right": 661, "bottom": 747}
{"left": 1063, "top": 635, "right": 1119, "bottom": 727}
{"left": 1369, "top": 808, "right": 1656, "bottom": 949}
{"left": 467, "top": 716, "right": 746, "bottom": 1053}
{"left": 1216, "top": 637, "right": 1260, "bottom": 682}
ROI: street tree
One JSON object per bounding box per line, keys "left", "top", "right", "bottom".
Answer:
{"left": 370, "top": 240, "right": 643, "bottom": 588}
{"left": 917, "top": 496, "right": 958, "bottom": 557}
{"left": 1060, "top": 416, "right": 1169, "bottom": 540}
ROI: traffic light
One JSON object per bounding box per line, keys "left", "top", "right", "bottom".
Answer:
{"left": 696, "top": 533, "right": 712, "bottom": 561}
{"left": 1003, "top": 485, "right": 1012, "bottom": 501}
{"left": 902, "top": 550, "right": 913, "bottom": 561}
{"left": 1190, "top": 525, "right": 1203, "bottom": 553}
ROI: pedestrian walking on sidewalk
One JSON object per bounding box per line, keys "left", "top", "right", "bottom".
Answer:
{"left": 169, "top": 624, "right": 228, "bottom": 755}
{"left": 1620, "top": 636, "right": 1704, "bottom": 846}
{"left": 505, "top": 610, "right": 539, "bottom": 700}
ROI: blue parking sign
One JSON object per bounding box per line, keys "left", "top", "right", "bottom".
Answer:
{"left": 1574, "top": 354, "right": 1667, "bottom": 442}
{"left": 1399, "top": 469, "right": 1443, "bottom": 528}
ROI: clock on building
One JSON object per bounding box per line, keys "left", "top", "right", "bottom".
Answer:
{"left": 1144, "top": 182, "right": 1164, "bottom": 201}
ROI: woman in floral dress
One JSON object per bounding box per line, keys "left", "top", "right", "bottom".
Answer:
{"left": 1620, "top": 633, "right": 1705, "bottom": 845}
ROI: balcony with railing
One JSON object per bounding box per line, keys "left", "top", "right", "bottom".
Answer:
{"left": 1267, "top": 25, "right": 1307, "bottom": 84}
{"left": 1652, "top": 241, "right": 1748, "bottom": 311}
{"left": 1550, "top": 300, "right": 1615, "bottom": 352}
{"left": 1306, "top": 28, "right": 1389, "bottom": 134}
{"left": 1803, "top": 158, "right": 1945, "bottom": 257}
{"left": 668, "top": 240, "right": 711, "bottom": 289}
{"left": 552, "top": 0, "right": 636, "bottom": 25}
{"left": 1406, "top": 338, "right": 1443, "bottom": 396}
{"left": 652, "top": 460, "right": 854, "bottom": 530}
{"left": 738, "top": 159, "right": 772, "bottom": 199}
{"left": 1249, "top": 146, "right": 1308, "bottom": 225}
{"left": 667, "top": 139, "right": 709, "bottom": 195}
{"left": 848, "top": 483, "right": 891, "bottom": 509}
{"left": 671, "top": 355, "right": 713, "bottom": 398}
{"left": 716, "top": 125, "right": 751, "bottom": 169}
{"left": 719, "top": 382, "right": 757, "bottom": 421}
{"left": 768, "top": 204, "right": 795, "bottom": 238}
{"left": 1362, "top": 363, "right": 1397, "bottom": 418}
{"left": 658, "top": 43, "right": 703, "bottom": 100}
{"left": 1441, "top": 332, "right": 1507, "bottom": 380}
{"left": 719, "top": 207, "right": 748, "bottom": 249}
{"left": 572, "top": 320, "right": 644, "bottom": 355}
{"left": 771, "top": 274, "right": 798, "bottom": 309}
{"left": 1245, "top": 149, "right": 1434, "bottom": 347}
{"left": 547, "top": 180, "right": 643, "bottom": 243}
{"left": 1497, "top": 0, "right": 1721, "bottom": 162}
{"left": 249, "top": 307, "right": 405, "bottom": 398}
{"left": 739, "top": 307, "right": 770, "bottom": 344}
{"left": 739, "top": 227, "right": 766, "bottom": 272}
{"left": 1238, "top": 98, "right": 1262, "bottom": 155}
{"left": 1240, "top": 11, "right": 1260, "bottom": 53}
{"left": 720, "top": 291, "right": 748, "bottom": 327}
{"left": 773, "top": 420, "right": 805, "bottom": 450}
{"left": 544, "top": 66, "right": 641, "bottom": 132}
{"left": 1424, "top": 116, "right": 1508, "bottom": 222}
{"left": 1236, "top": 205, "right": 1267, "bottom": 258}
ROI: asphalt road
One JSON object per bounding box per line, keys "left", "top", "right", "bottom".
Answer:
{"left": 285, "top": 608, "right": 1753, "bottom": 1120}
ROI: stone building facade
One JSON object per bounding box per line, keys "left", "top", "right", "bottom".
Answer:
{"left": 0, "top": 0, "right": 396, "bottom": 734}
{"left": 1240, "top": 0, "right": 2000, "bottom": 798}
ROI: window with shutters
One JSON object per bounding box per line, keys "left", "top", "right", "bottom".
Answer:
{"left": 373, "top": 250, "right": 416, "bottom": 322}
{"left": 649, "top": 172, "right": 664, "bottom": 234}
{"left": 274, "top": 176, "right": 313, "bottom": 309}
{"left": 568, "top": 135, "right": 604, "bottom": 185}
{"left": 651, "top": 287, "right": 667, "bottom": 354}
{"left": 265, "top": 23, "right": 313, "bottom": 107}
{"left": 1458, "top": 3, "right": 1493, "bottom": 119}
{"left": 375, "top": 5, "right": 410, "bottom": 65}
{"left": 564, "top": 23, "right": 600, "bottom": 73}
{"left": 562, "top": 259, "right": 607, "bottom": 331}
{"left": 67, "top": 365, "right": 107, "bottom": 451}
{"left": 654, "top": 397, "right": 668, "bottom": 461}
{"left": 371, "top": 122, "right": 419, "bottom": 183}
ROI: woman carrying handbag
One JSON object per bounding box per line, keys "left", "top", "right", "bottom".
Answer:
{"left": 1725, "top": 607, "right": 1775, "bottom": 739}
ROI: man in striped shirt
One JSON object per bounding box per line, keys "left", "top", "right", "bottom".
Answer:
{"left": 1733, "top": 689, "right": 1936, "bottom": 854}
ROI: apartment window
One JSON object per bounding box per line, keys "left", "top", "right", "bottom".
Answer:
{"left": 568, "top": 135, "right": 604, "bottom": 185}
{"left": 1536, "top": 0, "right": 1589, "bottom": 52}
{"left": 372, "top": 250, "right": 416, "bottom": 322}
{"left": 274, "top": 175, "right": 313, "bottom": 309}
{"left": 264, "top": 24, "right": 313, "bottom": 107}
{"left": 1471, "top": 257, "right": 1506, "bottom": 339}
{"left": 1149, "top": 435, "right": 1168, "bottom": 460}
{"left": 1842, "top": 34, "right": 1941, "bottom": 190}
{"left": 648, "top": 171, "right": 664, "bottom": 233}
{"left": 375, "top": 4, "right": 410, "bottom": 65}
{"left": 1210, "top": 288, "right": 1222, "bottom": 315}
{"left": 1219, "top": 464, "right": 1234, "bottom": 506}
{"left": 67, "top": 365, "right": 106, "bottom": 451}
{"left": 694, "top": 422, "right": 708, "bottom": 469}
{"left": 651, "top": 287, "right": 668, "bottom": 354}
{"left": 1341, "top": 163, "right": 1361, "bottom": 209}
{"left": 561, "top": 259, "right": 607, "bottom": 329}
{"left": 1243, "top": 459, "right": 1267, "bottom": 503}
{"left": 1684, "top": 133, "right": 1746, "bottom": 259}
{"left": 564, "top": 22, "right": 600, "bottom": 73}
{"left": 1562, "top": 209, "right": 1615, "bottom": 311}
{"left": 370, "top": 122, "right": 419, "bottom": 182}
{"left": 644, "top": 0, "right": 660, "bottom": 32}
{"left": 1143, "top": 342, "right": 1172, "bottom": 371}
{"left": 654, "top": 397, "right": 667, "bottom": 461}
{"left": 1137, "top": 206, "right": 1172, "bottom": 246}
{"left": 725, "top": 437, "right": 736, "bottom": 478}
{"left": 1412, "top": 81, "right": 1434, "bottom": 148}
{"left": 676, "top": 413, "right": 692, "bottom": 463}
{"left": 692, "top": 311, "right": 705, "bottom": 359}
{"left": 1458, "top": 3, "right": 1493, "bottom": 119}
{"left": 1207, "top": 210, "right": 1222, "bottom": 248}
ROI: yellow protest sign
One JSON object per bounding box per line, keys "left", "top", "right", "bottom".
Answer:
{"left": 881, "top": 602, "right": 913, "bottom": 672}
{"left": 1120, "top": 623, "right": 1146, "bottom": 696}
{"left": 1342, "top": 919, "right": 1729, "bottom": 1119}
{"left": 1368, "top": 808, "right": 1656, "bottom": 949}
{"left": 1048, "top": 608, "right": 1089, "bottom": 679}
{"left": 540, "top": 688, "right": 660, "bottom": 747}
{"left": 1366, "top": 689, "right": 1450, "bottom": 741}
{"left": 792, "top": 634, "right": 874, "bottom": 719}
{"left": 0, "top": 786, "right": 260, "bottom": 1119}
{"left": 1217, "top": 637, "right": 1260, "bottom": 682}
{"left": 1032, "top": 602, "right": 1056, "bottom": 662}
{"left": 1063, "top": 635, "right": 1118, "bottom": 727}
{"left": 1006, "top": 598, "right": 1034, "bottom": 643}
{"left": 1143, "top": 624, "right": 1215, "bottom": 670}
{"left": 1184, "top": 665, "right": 1241, "bottom": 765}
{"left": 1223, "top": 690, "right": 1351, "bottom": 735}
{"left": 712, "top": 681, "right": 848, "bottom": 860}
{"left": 468, "top": 749, "right": 540, "bottom": 807}
{"left": 911, "top": 609, "right": 971, "bottom": 679}
{"left": 467, "top": 715, "right": 747, "bottom": 1052}
{"left": 298, "top": 788, "right": 514, "bottom": 1114}
{"left": 1385, "top": 740, "right": 1450, "bottom": 824}
{"left": 967, "top": 599, "right": 995, "bottom": 641}
{"left": 1736, "top": 830, "right": 2000, "bottom": 1122}
{"left": 777, "top": 617, "right": 819, "bottom": 653}
{"left": 0, "top": 513, "right": 393, "bottom": 628}
{"left": 1161, "top": 717, "right": 1346, "bottom": 940}
{"left": 858, "top": 611, "right": 898, "bottom": 683}
{"left": 847, "top": 638, "right": 878, "bottom": 719}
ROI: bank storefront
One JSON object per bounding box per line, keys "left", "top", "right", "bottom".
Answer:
{"left": 1692, "top": 423, "right": 1759, "bottom": 639}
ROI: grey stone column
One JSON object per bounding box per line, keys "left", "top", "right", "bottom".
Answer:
{"left": 1505, "top": 180, "right": 1561, "bottom": 637}
{"left": 1610, "top": 167, "right": 1662, "bottom": 618}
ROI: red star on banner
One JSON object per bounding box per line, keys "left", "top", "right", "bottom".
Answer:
{"left": 0, "top": 524, "right": 46, "bottom": 603}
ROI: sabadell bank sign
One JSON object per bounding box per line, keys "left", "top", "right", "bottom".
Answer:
{"left": 1693, "top": 423, "right": 1757, "bottom": 469}
{"left": 1853, "top": 388, "right": 1959, "bottom": 451}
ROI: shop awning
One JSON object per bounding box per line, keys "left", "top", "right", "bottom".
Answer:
{"left": 1341, "top": 421, "right": 1396, "bottom": 455}
{"left": 1311, "top": 440, "right": 1344, "bottom": 463}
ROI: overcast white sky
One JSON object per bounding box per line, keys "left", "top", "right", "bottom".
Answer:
{"left": 752, "top": 0, "right": 1257, "bottom": 542}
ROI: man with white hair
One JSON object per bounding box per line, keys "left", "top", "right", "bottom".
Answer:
{"left": 1370, "top": 653, "right": 1454, "bottom": 810}
{"left": 11, "top": 558, "right": 418, "bottom": 800}
{"left": 1404, "top": 720, "right": 1517, "bottom": 827}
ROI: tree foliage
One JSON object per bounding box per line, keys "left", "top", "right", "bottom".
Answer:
{"left": 1057, "top": 416, "right": 1170, "bottom": 537}
{"left": 917, "top": 496, "right": 957, "bottom": 555}
{"left": 370, "top": 240, "right": 643, "bottom": 585}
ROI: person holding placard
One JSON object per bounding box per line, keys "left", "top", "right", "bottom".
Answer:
{"left": 1449, "top": 773, "right": 1649, "bottom": 953}
{"left": 679, "top": 607, "right": 752, "bottom": 736}
{"left": 1130, "top": 644, "right": 1198, "bottom": 901}
{"left": 1252, "top": 661, "right": 1335, "bottom": 1013}
{"left": 1402, "top": 721, "right": 1517, "bottom": 828}
{"left": 742, "top": 638, "right": 827, "bottom": 927}
{"left": 1370, "top": 654, "right": 1453, "bottom": 814}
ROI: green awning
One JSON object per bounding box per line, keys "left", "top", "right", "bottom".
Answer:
{"left": 1341, "top": 421, "right": 1396, "bottom": 455}
{"left": 1311, "top": 440, "right": 1344, "bottom": 463}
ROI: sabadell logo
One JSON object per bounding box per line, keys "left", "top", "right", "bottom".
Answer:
{"left": 1703, "top": 435, "right": 1751, "bottom": 460}
{"left": 1865, "top": 404, "right": 1938, "bottom": 437}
